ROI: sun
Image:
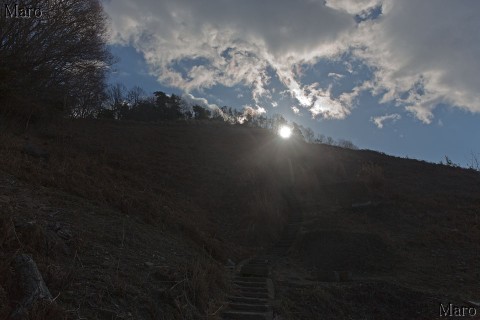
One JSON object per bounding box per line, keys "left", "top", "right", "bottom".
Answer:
{"left": 278, "top": 125, "right": 292, "bottom": 139}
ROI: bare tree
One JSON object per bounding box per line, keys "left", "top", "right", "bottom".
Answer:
{"left": 338, "top": 139, "right": 358, "bottom": 150}
{"left": 0, "top": 0, "right": 112, "bottom": 119}
{"left": 325, "top": 136, "right": 335, "bottom": 145}
{"left": 467, "top": 152, "right": 480, "bottom": 171}
{"left": 106, "top": 83, "right": 127, "bottom": 119}
{"left": 315, "top": 133, "right": 326, "bottom": 144}
{"left": 303, "top": 127, "right": 315, "bottom": 143}
{"left": 126, "top": 86, "right": 146, "bottom": 108}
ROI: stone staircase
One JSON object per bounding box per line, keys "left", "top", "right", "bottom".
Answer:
{"left": 220, "top": 195, "right": 303, "bottom": 320}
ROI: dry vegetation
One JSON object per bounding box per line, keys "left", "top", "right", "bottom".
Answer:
{"left": 0, "top": 119, "right": 292, "bottom": 319}
{"left": 272, "top": 145, "right": 480, "bottom": 319}
{"left": 1, "top": 118, "right": 479, "bottom": 319}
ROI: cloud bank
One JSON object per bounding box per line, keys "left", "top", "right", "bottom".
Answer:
{"left": 104, "top": 0, "right": 480, "bottom": 123}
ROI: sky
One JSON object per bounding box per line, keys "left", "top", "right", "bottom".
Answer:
{"left": 104, "top": 0, "right": 480, "bottom": 167}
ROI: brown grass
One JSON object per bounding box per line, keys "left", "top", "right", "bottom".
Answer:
{"left": 25, "top": 301, "right": 67, "bottom": 320}
{"left": 3, "top": 118, "right": 479, "bottom": 318}
{"left": 357, "top": 161, "right": 386, "bottom": 192}
{"left": 0, "top": 119, "right": 293, "bottom": 318}
{"left": 170, "top": 253, "right": 228, "bottom": 318}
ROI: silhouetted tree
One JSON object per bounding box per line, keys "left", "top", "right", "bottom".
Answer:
{"left": 97, "top": 108, "right": 115, "bottom": 120}
{"left": 193, "top": 105, "right": 211, "bottom": 120}
{"left": 303, "top": 127, "right": 315, "bottom": 143}
{"left": 325, "top": 136, "right": 335, "bottom": 145}
{"left": 337, "top": 139, "right": 358, "bottom": 150}
{"left": 315, "top": 133, "right": 326, "bottom": 144}
{"left": 291, "top": 122, "right": 305, "bottom": 141}
{"left": 440, "top": 155, "right": 458, "bottom": 167}
{"left": 106, "top": 83, "right": 127, "bottom": 119}
{"left": 0, "top": 0, "right": 112, "bottom": 120}
{"left": 126, "top": 86, "right": 145, "bottom": 108}
{"left": 211, "top": 108, "right": 224, "bottom": 121}
{"left": 467, "top": 152, "right": 480, "bottom": 171}
{"left": 271, "top": 114, "right": 287, "bottom": 132}
{"left": 154, "top": 91, "right": 182, "bottom": 120}
{"left": 69, "top": 72, "right": 107, "bottom": 118}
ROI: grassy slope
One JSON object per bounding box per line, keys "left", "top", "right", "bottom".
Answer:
{"left": 1, "top": 119, "right": 479, "bottom": 319}
{"left": 0, "top": 119, "right": 289, "bottom": 319}
{"left": 275, "top": 145, "right": 480, "bottom": 319}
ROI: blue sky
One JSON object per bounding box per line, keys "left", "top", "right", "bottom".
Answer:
{"left": 105, "top": 0, "right": 480, "bottom": 167}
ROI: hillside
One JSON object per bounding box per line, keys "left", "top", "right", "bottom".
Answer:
{"left": 1, "top": 119, "right": 479, "bottom": 319}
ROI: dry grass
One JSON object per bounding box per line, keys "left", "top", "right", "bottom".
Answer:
{"left": 357, "top": 161, "right": 386, "bottom": 192}
{"left": 3, "top": 117, "right": 478, "bottom": 319}
{"left": 170, "top": 253, "right": 228, "bottom": 319}
{"left": 274, "top": 281, "right": 450, "bottom": 320}
{"left": 0, "top": 209, "right": 17, "bottom": 318}
{"left": 0, "top": 119, "right": 293, "bottom": 318}
{"left": 0, "top": 206, "right": 70, "bottom": 319}
{"left": 0, "top": 119, "right": 287, "bottom": 249}
{"left": 25, "top": 301, "right": 67, "bottom": 320}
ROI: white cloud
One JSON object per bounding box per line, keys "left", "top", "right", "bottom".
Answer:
{"left": 328, "top": 72, "right": 345, "bottom": 80}
{"left": 105, "top": 0, "right": 480, "bottom": 123}
{"left": 182, "top": 93, "right": 240, "bottom": 122}
{"left": 291, "top": 106, "right": 300, "bottom": 114}
{"left": 236, "top": 105, "right": 267, "bottom": 124}
{"left": 104, "top": 0, "right": 357, "bottom": 119}
{"left": 371, "top": 113, "right": 401, "bottom": 129}
{"left": 181, "top": 93, "right": 218, "bottom": 111}
{"left": 324, "top": 0, "right": 382, "bottom": 15}
{"left": 348, "top": 0, "right": 480, "bottom": 122}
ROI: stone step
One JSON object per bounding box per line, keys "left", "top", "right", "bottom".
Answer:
{"left": 245, "top": 262, "right": 270, "bottom": 266}
{"left": 233, "top": 281, "right": 266, "bottom": 288}
{"left": 281, "top": 235, "right": 297, "bottom": 238}
{"left": 248, "top": 261, "right": 268, "bottom": 265}
{"left": 280, "top": 235, "right": 296, "bottom": 239}
{"left": 241, "top": 266, "right": 269, "bottom": 277}
{"left": 221, "top": 310, "right": 268, "bottom": 320}
{"left": 234, "top": 277, "right": 268, "bottom": 283}
{"left": 235, "top": 290, "right": 269, "bottom": 299}
{"left": 237, "top": 286, "right": 269, "bottom": 294}
{"left": 244, "top": 265, "right": 269, "bottom": 269}
{"left": 228, "top": 302, "right": 271, "bottom": 312}
{"left": 227, "top": 295, "right": 268, "bottom": 305}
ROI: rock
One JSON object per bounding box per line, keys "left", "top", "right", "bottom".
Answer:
{"left": 145, "top": 262, "right": 154, "bottom": 268}
{"left": 10, "top": 254, "right": 52, "bottom": 320}
{"left": 56, "top": 228, "right": 72, "bottom": 241}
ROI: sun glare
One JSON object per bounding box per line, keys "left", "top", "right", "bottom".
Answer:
{"left": 278, "top": 126, "right": 292, "bottom": 139}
